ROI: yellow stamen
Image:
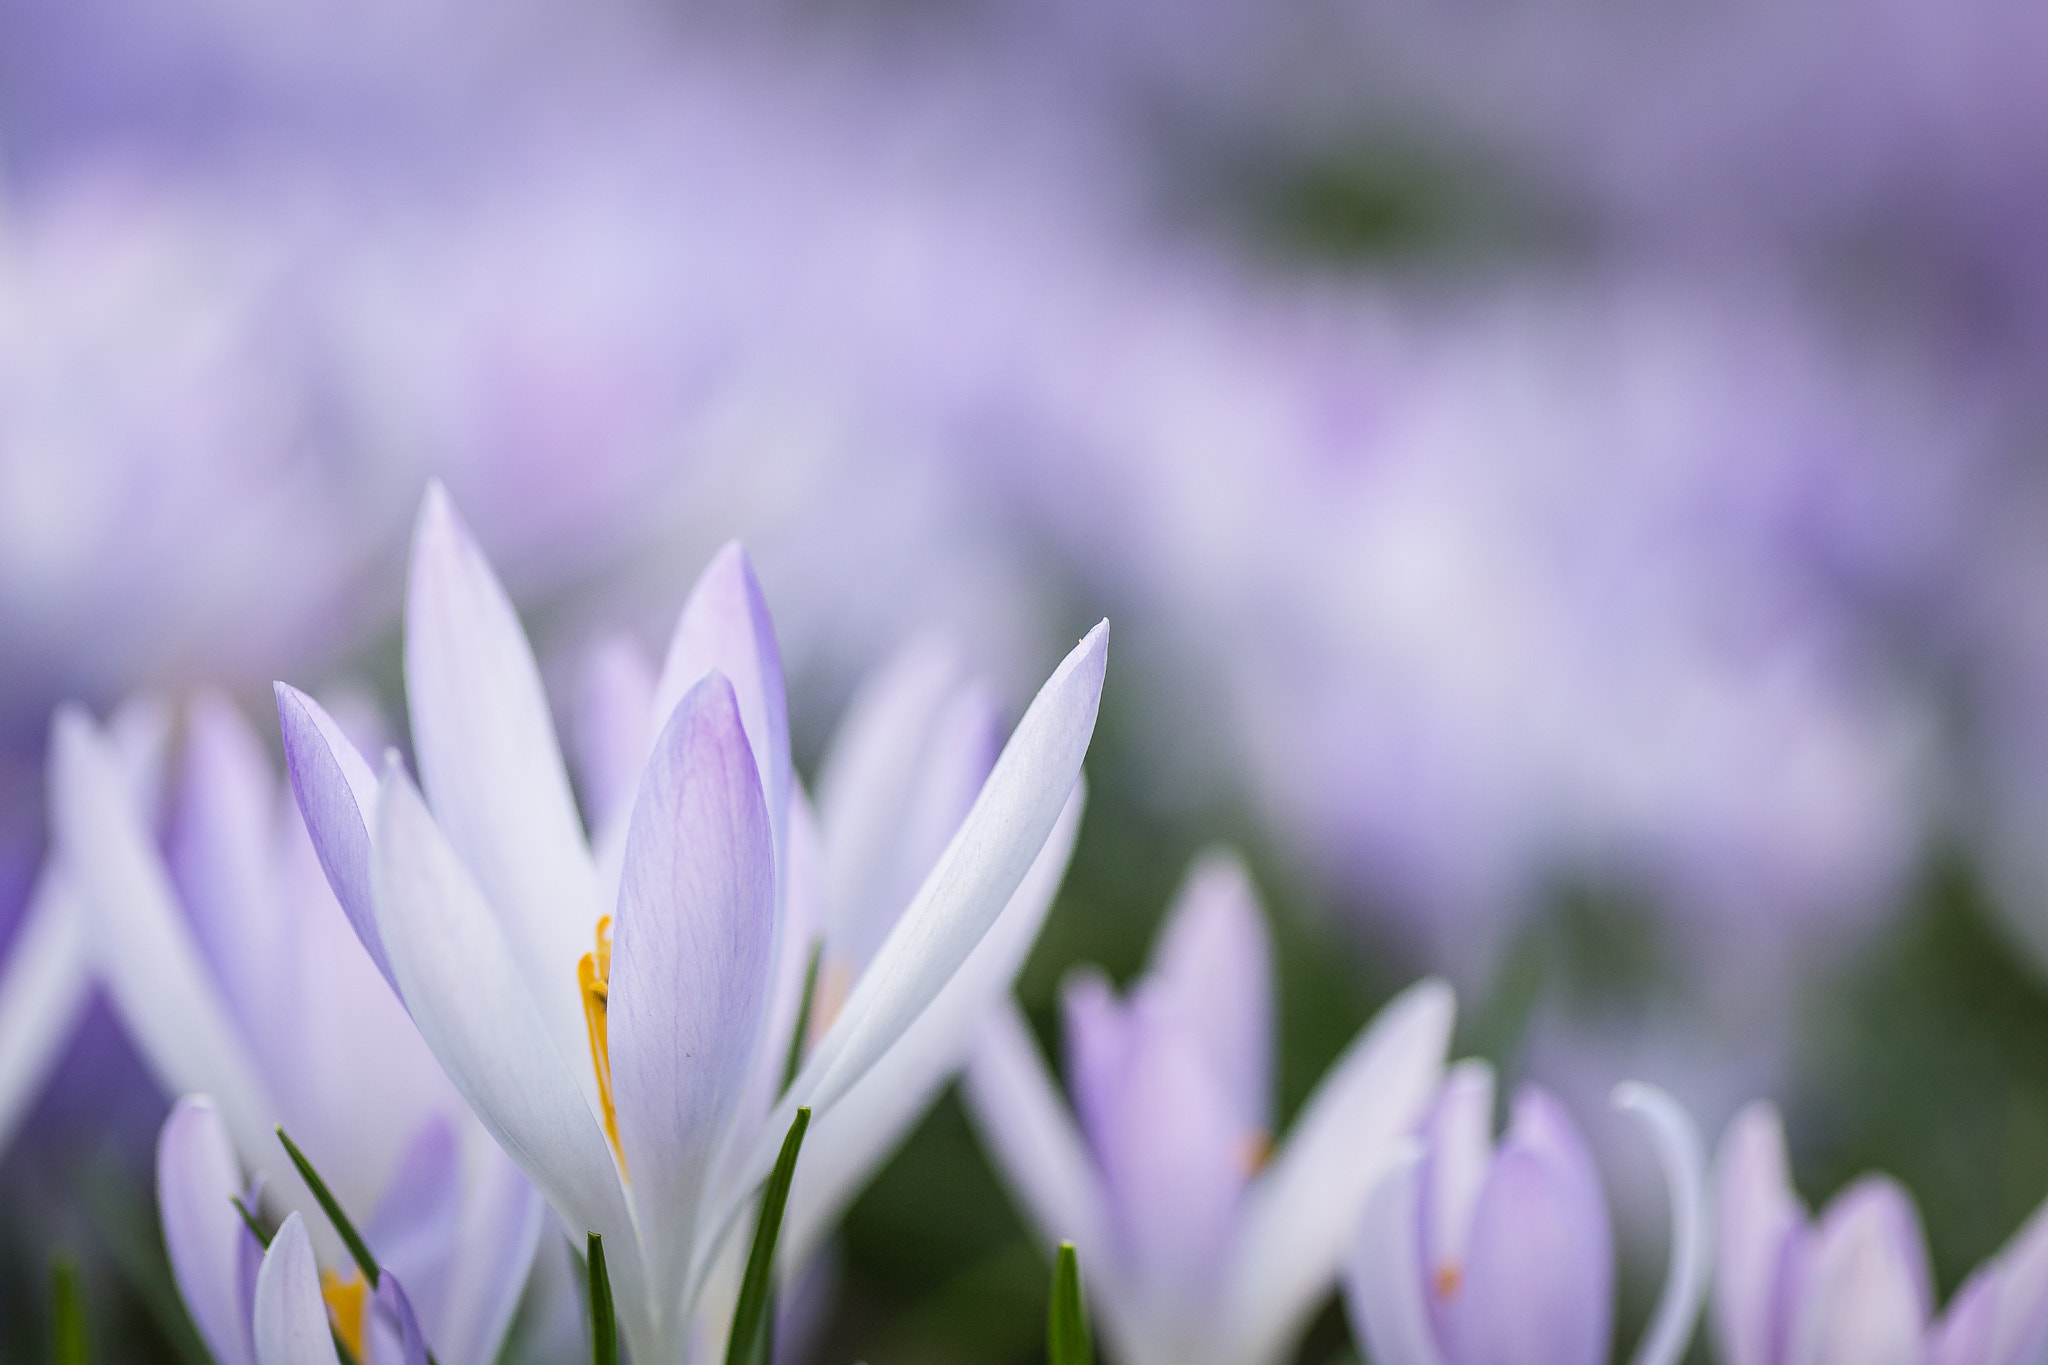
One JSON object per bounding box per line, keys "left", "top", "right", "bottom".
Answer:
{"left": 579, "top": 916, "right": 627, "bottom": 1177}
{"left": 1233, "top": 1129, "right": 1274, "bottom": 1176}
{"left": 321, "top": 1268, "right": 369, "bottom": 1361}
{"left": 1434, "top": 1263, "right": 1463, "bottom": 1300}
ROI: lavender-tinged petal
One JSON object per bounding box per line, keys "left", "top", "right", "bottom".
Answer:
{"left": 1713, "top": 1102, "right": 1807, "bottom": 1365}
{"left": 253, "top": 1214, "right": 341, "bottom": 1365}
{"left": 1981, "top": 1184, "right": 2048, "bottom": 1365}
{"left": 371, "top": 1276, "right": 431, "bottom": 1365}
{"left": 1615, "top": 1083, "right": 1710, "bottom": 1365}
{"left": 1142, "top": 851, "right": 1274, "bottom": 1138}
{"left": 1932, "top": 1270, "right": 1999, "bottom": 1365}
{"left": 404, "top": 483, "right": 598, "bottom": 1083}
{"left": 361, "top": 1117, "right": 462, "bottom": 1336}
{"left": 1439, "top": 1089, "right": 1613, "bottom": 1365}
{"left": 1422, "top": 1060, "right": 1497, "bottom": 1301}
{"left": 0, "top": 870, "right": 92, "bottom": 1154}
{"left": 573, "top": 635, "right": 657, "bottom": 847}
{"left": 275, "top": 682, "right": 394, "bottom": 990}
{"left": 1343, "top": 1145, "right": 1450, "bottom": 1365}
{"left": 50, "top": 708, "right": 278, "bottom": 1162}
{"left": 1785, "top": 1177, "right": 1931, "bottom": 1365}
{"left": 1061, "top": 968, "right": 1133, "bottom": 1158}
{"left": 158, "top": 1097, "right": 259, "bottom": 1365}
{"left": 779, "top": 784, "right": 1084, "bottom": 1274}
{"left": 961, "top": 997, "right": 1114, "bottom": 1259}
{"left": 650, "top": 542, "right": 791, "bottom": 862}
{"left": 1222, "top": 978, "right": 1455, "bottom": 1365}
{"left": 434, "top": 1138, "right": 543, "bottom": 1365}
{"left": 610, "top": 672, "right": 775, "bottom": 1326}
{"left": 369, "top": 764, "right": 647, "bottom": 1355}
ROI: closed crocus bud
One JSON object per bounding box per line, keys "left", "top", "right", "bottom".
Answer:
{"left": 1346, "top": 1063, "right": 1709, "bottom": 1365}
{"left": 1713, "top": 1102, "right": 2048, "bottom": 1365}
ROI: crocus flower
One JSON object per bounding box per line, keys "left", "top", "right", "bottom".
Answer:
{"left": 964, "top": 851, "right": 1455, "bottom": 1365}
{"left": 1345, "top": 1061, "right": 1709, "bottom": 1365}
{"left": 276, "top": 485, "right": 1107, "bottom": 1365}
{"left": 1714, "top": 1101, "right": 2048, "bottom": 1365}
{"left": 157, "top": 1095, "right": 431, "bottom": 1365}
{"left": 47, "top": 690, "right": 539, "bottom": 1365}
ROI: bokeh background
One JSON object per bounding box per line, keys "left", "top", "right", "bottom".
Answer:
{"left": 6, "top": 0, "right": 2048, "bottom": 1359}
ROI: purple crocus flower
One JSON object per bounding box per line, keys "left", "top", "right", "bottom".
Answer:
{"left": 965, "top": 852, "right": 1455, "bottom": 1365}
{"left": 276, "top": 484, "right": 1107, "bottom": 1365}
{"left": 158, "top": 1095, "right": 431, "bottom": 1365}
{"left": 1344, "top": 1062, "right": 1709, "bottom": 1365}
{"left": 46, "top": 691, "right": 539, "bottom": 1365}
{"left": 1714, "top": 1101, "right": 2048, "bottom": 1365}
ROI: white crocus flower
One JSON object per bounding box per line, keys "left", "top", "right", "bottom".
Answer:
{"left": 278, "top": 485, "right": 1108, "bottom": 1365}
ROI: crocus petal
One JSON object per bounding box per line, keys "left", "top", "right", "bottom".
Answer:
{"left": 158, "top": 1096, "right": 259, "bottom": 1365}
{"left": 1981, "top": 1186, "right": 2048, "bottom": 1365}
{"left": 50, "top": 707, "right": 277, "bottom": 1162}
{"left": 1344, "top": 1145, "right": 1450, "bottom": 1365}
{"left": 362, "top": 1117, "right": 462, "bottom": 1336}
{"left": 1786, "top": 1177, "right": 1932, "bottom": 1365}
{"left": 1713, "top": 1102, "right": 1806, "bottom": 1365}
{"left": 371, "top": 1276, "right": 431, "bottom": 1365}
{"left": 435, "top": 1136, "right": 544, "bottom": 1365}
{"left": 1422, "top": 1060, "right": 1497, "bottom": 1296}
{"left": 610, "top": 672, "right": 775, "bottom": 1327}
{"left": 1439, "top": 1088, "right": 1613, "bottom": 1365}
{"left": 1223, "top": 978, "right": 1455, "bottom": 1365}
{"left": 962, "top": 996, "right": 1114, "bottom": 1259}
{"left": 369, "top": 763, "right": 645, "bottom": 1349}
{"left": 574, "top": 634, "right": 657, "bottom": 847}
{"left": 1142, "top": 851, "right": 1274, "bottom": 1137}
{"left": 1062, "top": 969, "right": 1133, "bottom": 1157}
{"left": 1615, "top": 1083, "right": 1710, "bottom": 1365}
{"left": 1932, "top": 1270, "right": 1999, "bottom": 1365}
{"left": 275, "top": 682, "right": 393, "bottom": 990}
{"left": 404, "top": 483, "right": 598, "bottom": 1084}
{"left": 0, "top": 870, "right": 92, "bottom": 1154}
{"left": 650, "top": 542, "right": 791, "bottom": 860}
{"left": 253, "top": 1214, "right": 341, "bottom": 1365}
{"left": 781, "top": 784, "right": 1085, "bottom": 1272}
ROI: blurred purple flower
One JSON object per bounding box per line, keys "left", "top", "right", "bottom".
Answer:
{"left": 965, "top": 853, "right": 1455, "bottom": 1365}
{"left": 1345, "top": 1063, "right": 1708, "bottom": 1365}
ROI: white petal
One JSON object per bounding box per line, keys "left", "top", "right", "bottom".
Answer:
{"left": 573, "top": 634, "right": 657, "bottom": 845}
{"left": 253, "top": 1215, "right": 340, "bottom": 1365}
{"left": 49, "top": 708, "right": 278, "bottom": 1164}
{"left": 1343, "top": 1145, "right": 1449, "bottom": 1365}
{"left": 0, "top": 869, "right": 92, "bottom": 1154}
{"left": 1222, "top": 978, "right": 1455, "bottom": 1365}
{"left": 1424, "top": 1059, "right": 1497, "bottom": 1289}
{"left": 274, "top": 683, "right": 391, "bottom": 989}
{"left": 782, "top": 783, "right": 1085, "bottom": 1271}
{"left": 1616, "top": 1082, "right": 1711, "bottom": 1365}
{"left": 1713, "top": 1102, "right": 1804, "bottom": 1365}
{"left": 1142, "top": 851, "right": 1274, "bottom": 1136}
{"left": 1787, "top": 1178, "right": 1932, "bottom": 1365}
{"left": 158, "top": 1096, "right": 260, "bottom": 1365}
{"left": 404, "top": 484, "right": 598, "bottom": 1083}
{"left": 434, "top": 1134, "right": 544, "bottom": 1365}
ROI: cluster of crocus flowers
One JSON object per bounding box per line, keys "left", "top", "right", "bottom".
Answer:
{"left": 275, "top": 485, "right": 1108, "bottom": 1364}
{"left": 965, "top": 851, "right": 1458, "bottom": 1365}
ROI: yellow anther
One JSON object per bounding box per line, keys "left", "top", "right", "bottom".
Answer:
{"left": 1233, "top": 1130, "right": 1274, "bottom": 1176}
{"left": 1434, "top": 1263, "right": 1463, "bottom": 1300}
{"left": 579, "top": 916, "right": 627, "bottom": 1177}
{"left": 321, "top": 1268, "right": 369, "bottom": 1361}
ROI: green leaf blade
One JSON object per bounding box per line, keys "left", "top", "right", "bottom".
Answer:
{"left": 1048, "top": 1242, "right": 1093, "bottom": 1365}
{"left": 724, "top": 1106, "right": 812, "bottom": 1365}
{"left": 587, "top": 1233, "right": 618, "bottom": 1365}
{"left": 276, "top": 1127, "right": 380, "bottom": 1287}
{"left": 51, "top": 1256, "right": 87, "bottom": 1365}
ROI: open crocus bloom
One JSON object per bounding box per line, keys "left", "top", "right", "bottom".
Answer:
{"left": 48, "top": 691, "right": 539, "bottom": 1365}
{"left": 276, "top": 485, "right": 1107, "bottom": 1365}
{"left": 1346, "top": 1062, "right": 1709, "bottom": 1365}
{"left": 964, "top": 852, "right": 1455, "bottom": 1365}
{"left": 1715, "top": 1101, "right": 2048, "bottom": 1365}
{"left": 158, "top": 1096, "right": 430, "bottom": 1365}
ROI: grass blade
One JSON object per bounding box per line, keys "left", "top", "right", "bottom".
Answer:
{"left": 724, "top": 1106, "right": 811, "bottom": 1365}
{"left": 51, "top": 1256, "right": 87, "bottom": 1365}
{"left": 276, "top": 1127, "right": 380, "bottom": 1287}
{"left": 587, "top": 1233, "right": 618, "bottom": 1365}
{"left": 1047, "top": 1243, "right": 1092, "bottom": 1365}
{"left": 781, "top": 943, "right": 824, "bottom": 1096}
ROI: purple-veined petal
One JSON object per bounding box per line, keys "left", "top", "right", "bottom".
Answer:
{"left": 781, "top": 784, "right": 1085, "bottom": 1272}
{"left": 158, "top": 1096, "right": 260, "bottom": 1365}
{"left": 650, "top": 542, "right": 790, "bottom": 861}
{"left": 1223, "top": 978, "right": 1455, "bottom": 1365}
{"left": 1786, "top": 1177, "right": 1931, "bottom": 1365}
{"left": 609, "top": 672, "right": 776, "bottom": 1325}
{"left": 1615, "top": 1083, "right": 1710, "bottom": 1365}
{"left": 962, "top": 996, "right": 1113, "bottom": 1258}
{"left": 404, "top": 483, "right": 598, "bottom": 1085}
{"left": 275, "top": 682, "right": 393, "bottom": 990}
{"left": 1142, "top": 852, "right": 1274, "bottom": 1139}
{"left": 1932, "top": 1269, "right": 1999, "bottom": 1365}
{"left": 1422, "top": 1060, "right": 1497, "bottom": 1301}
{"left": 1344, "top": 1145, "right": 1449, "bottom": 1365}
{"left": 369, "top": 763, "right": 646, "bottom": 1353}
{"left": 1713, "top": 1102, "right": 1806, "bottom": 1365}
{"left": 50, "top": 707, "right": 277, "bottom": 1162}
{"left": 574, "top": 634, "right": 657, "bottom": 847}
{"left": 1438, "top": 1087, "right": 1613, "bottom": 1365}
{"left": 0, "top": 869, "right": 92, "bottom": 1154}
{"left": 370, "top": 1275, "right": 431, "bottom": 1365}
{"left": 253, "top": 1214, "right": 340, "bottom": 1365}
{"left": 435, "top": 1136, "right": 543, "bottom": 1365}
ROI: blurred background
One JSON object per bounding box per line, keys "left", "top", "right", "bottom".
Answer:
{"left": 5, "top": 0, "right": 2048, "bottom": 1358}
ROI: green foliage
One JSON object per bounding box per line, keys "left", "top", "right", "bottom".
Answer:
{"left": 725, "top": 1107, "right": 812, "bottom": 1365}
{"left": 276, "top": 1128, "right": 380, "bottom": 1287}
{"left": 49, "top": 1259, "right": 85, "bottom": 1365}
{"left": 1045, "top": 1244, "right": 1091, "bottom": 1365}
{"left": 586, "top": 1234, "right": 617, "bottom": 1365}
